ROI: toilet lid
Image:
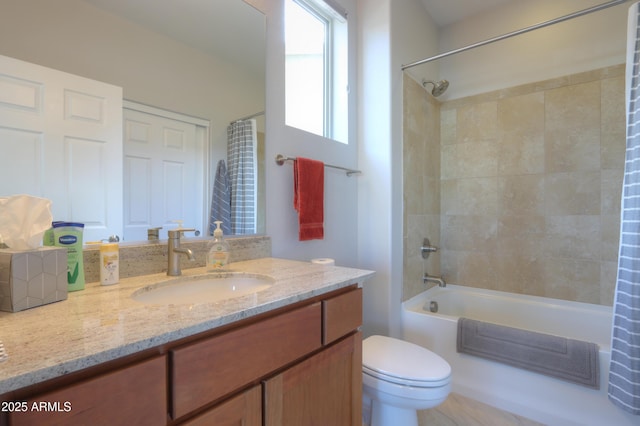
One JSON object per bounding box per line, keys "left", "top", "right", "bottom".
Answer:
{"left": 363, "top": 335, "right": 451, "bottom": 386}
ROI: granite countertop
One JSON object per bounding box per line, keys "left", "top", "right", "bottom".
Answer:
{"left": 0, "top": 257, "right": 374, "bottom": 394}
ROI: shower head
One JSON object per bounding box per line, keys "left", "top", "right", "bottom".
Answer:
{"left": 422, "top": 79, "right": 449, "bottom": 97}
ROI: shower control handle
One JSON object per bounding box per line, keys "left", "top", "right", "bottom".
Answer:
{"left": 421, "top": 238, "right": 438, "bottom": 259}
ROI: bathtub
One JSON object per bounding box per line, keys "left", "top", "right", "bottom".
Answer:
{"left": 401, "top": 285, "right": 638, "bottom": 426}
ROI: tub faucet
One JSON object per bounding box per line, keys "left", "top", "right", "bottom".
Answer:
{"left": 167, "top": 228, "right": 196, "bottom": 276}
{"left": 423, "top": 273, "right": 446, "bottom": 288}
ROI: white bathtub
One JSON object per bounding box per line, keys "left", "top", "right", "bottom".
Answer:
{"left": 401, "top": 285, "right": 638, "bottom": 426}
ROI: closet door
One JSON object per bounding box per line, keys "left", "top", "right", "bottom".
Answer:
{"left": 0, "top": 54, "right": 123, "bottom": 242}
{"left": 123, "top": 104, "right": 206, "bottom": 241}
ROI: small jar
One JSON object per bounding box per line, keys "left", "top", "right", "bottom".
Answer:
{"left": 99, "top": 242, "right": 119, "bottom": 285}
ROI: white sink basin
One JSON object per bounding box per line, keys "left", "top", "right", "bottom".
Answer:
{"left": 131, "top": 273, "right": 274, "bottom": 305}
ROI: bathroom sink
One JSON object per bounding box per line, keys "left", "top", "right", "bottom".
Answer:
{"left": 131, "top": 273, "right": 274, "bottom": 305}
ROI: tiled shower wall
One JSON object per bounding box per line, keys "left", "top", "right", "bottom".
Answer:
{"left": 403, "top": 65, "right": 625, "bottom": 305}
{"left": 403, "top": 74, "right": 442, "bottom": 299}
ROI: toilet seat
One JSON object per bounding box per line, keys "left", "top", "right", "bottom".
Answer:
{"left": 363, "top": 335, "right": 451, "bottom": 388}
{"left": 363, "top": 365, "right": 450, "bottom": 388}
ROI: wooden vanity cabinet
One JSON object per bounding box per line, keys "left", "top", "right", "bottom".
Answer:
{"left": 2, "top": 286, "right": 363, "bottom": 426}
{"left": 181, "top": 385, "right": 262, "bottom": 426}
{"left": 264, "top": 331, "right": 362, "bottom": 426}
{"left": 7, "top": 356, "right": 167, "bottom": 426}
{"left": 323, "top": 287, "right": 363, "bottom": 345}
{"left": 172, "top": 287, "right": 363, "bottom": 425}
{"left": 171, "top": 302, "right": 323, "bottom": 419}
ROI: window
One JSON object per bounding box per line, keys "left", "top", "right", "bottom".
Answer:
{"left": 285, "top": 0, "right": 348, "bottom": 143}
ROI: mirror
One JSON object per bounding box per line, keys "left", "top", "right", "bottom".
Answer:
{"left": 0, "top": 0, "right": 266, "bottom": 241}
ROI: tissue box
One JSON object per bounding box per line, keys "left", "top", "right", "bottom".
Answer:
{"left": 0, "top": 247, "right": 68, "bottom": 312}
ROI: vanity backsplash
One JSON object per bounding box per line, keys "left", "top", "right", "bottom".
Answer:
{"left": 82, "top": 236, "right": 271, "bottom": 283}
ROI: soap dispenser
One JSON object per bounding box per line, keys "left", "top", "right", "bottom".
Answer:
{"left": 207, "top": 221, "right": 230, "bottom": 271}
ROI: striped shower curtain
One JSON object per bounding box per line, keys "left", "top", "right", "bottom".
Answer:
{"left": 609, "top": 1, "right": 640, "bottom": 415}
{"left": 227, "top": 119, "right": 257, "bottom": 235}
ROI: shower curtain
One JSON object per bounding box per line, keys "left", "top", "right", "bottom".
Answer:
{"left": 227, "top": 119, "right": 257, "bottom": 235}
{"left": 609, "top": 1, "right": 640, "bottom": 415}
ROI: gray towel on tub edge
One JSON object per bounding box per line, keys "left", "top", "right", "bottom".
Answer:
{"left": 457, "top": 317, "right": 599, "bottom": 389}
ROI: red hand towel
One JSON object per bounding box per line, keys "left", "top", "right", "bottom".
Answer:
{"left": 294, "top": 157, "right": 324, "bottom": 241}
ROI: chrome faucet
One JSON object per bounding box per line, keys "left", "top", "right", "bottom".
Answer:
{"left": 423, "top": 273, "right": 446, "bottom": 288}
{"left": 167, "top": 228, "right": 196, "bottom": 276}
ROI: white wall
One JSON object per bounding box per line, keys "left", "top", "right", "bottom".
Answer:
{"left": 394, "top": 0, "right": 441, "bottom": 87}
{"left": 0, "top": 0, "right": 266, "bottom": 236}
{"left": 356, "top": 0, "right": 393, "bottom": 337}
{"left": 261, "top": 0, "right": 433, "bottom": 338}
{"left": 0, "top": 0, "right": 265, "bottom": 163}
{"left": 436, "top": 0, "right": 629, "bottom": 99}
{"left": 391, "top": 0, "right": 441, "bottom": 333}
{"left": 354, "top": 0, "right": 439, "bottom": 337}
{"left": 263, "top": 0, "right": 361, "bottom": 267}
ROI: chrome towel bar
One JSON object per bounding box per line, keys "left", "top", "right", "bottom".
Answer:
{"left": 275, "top": 154, "right": 361, "bottom": 176}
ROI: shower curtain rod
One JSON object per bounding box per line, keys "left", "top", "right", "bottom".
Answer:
{"left": 231, "top": 111, "right": 265, "bottom": 123}
{"left": 401, "top": 0, "right": 628, "bottom": 70}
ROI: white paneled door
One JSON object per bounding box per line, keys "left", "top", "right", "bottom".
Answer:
{"left": 123, "top": 104, "right": 206, "bottom": 241}
{"left": 0, "top": 54, "right": 123, "bottom": 243}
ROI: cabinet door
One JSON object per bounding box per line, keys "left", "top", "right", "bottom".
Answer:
{"left": 182, "top": 385, "right": 261, "bottom": 426}
{"left": 264, "top": 332, "right": 362, "bottom": 426}
{"left": 9, "top": 356, "right": 166, "bottom": 426}
{"left": 171, "top": 303, "right": 322, "bottom": 419}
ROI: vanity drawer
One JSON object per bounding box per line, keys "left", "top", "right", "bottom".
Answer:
{"left": 9, "top": 356, "right": 167, "bottom": 426}
{"left": 171, "top": 302, "right": 322, "bottom": 419}
{"left": 322, "top": 288, "right": 362, "bottom": 344}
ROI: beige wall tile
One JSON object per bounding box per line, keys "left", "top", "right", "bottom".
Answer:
{"left": 440, "top": 144, "right": 458, "bottom": 180}
{"left": 440, "top": 179, "right": 458, "bottom": 216}
{"left": 455, "top": 251, "right": 499, "bottom": 291}
{"left": 452, "top": 140, "right": 499, "bottom": 178}
{"left": 423, "top": 176, "right": 441, "bottom": 214}
{"left": 402, "top": 74, "right": 443, "bottom": 300}
{"left": 497, "top": 92, "right": 545, "bottom": 175}
{"left": 404, "top": 172, "right": 424, "bottom": 215}
{"left": 456, "top": 177, "right": 498, "bottom": 216}
{"left": 440, "top": 108, "right": 457, "bottom": 146}
{"left": 545, "top": 215, "right": 601, "bottom": 261}
{"left": 441, "top": 215, "right": 498, "bottom": 252}
{"left": 440, "top": 250, "right": 459, "bottom": 284}
{"left": 403, "top": 66, "right": 623, "bottom": 306}
{"left": 601, "top": 214, "right": 621, "bottom": 263}
{"left": 602, "top": 76, "right": 625, "bottom": 170}
{"left": 545, "top": 82, "right": 601, "bottom": 173}
{"left": 496, "top": 252, "right": 543, "bottom": 295}
{"left": 544, "top": 171, "right": 601, "bottom": 215}
{"left": 539, "top": 258, "right": 600, "bottom": 303}
{"left": 602, "top": 168, "right": 623, "bottom": 216}
{"left": 498, "top": 215, "right": 546, "bottom": 239}
{"left": 457, "top": 101, "right": 498, "bottom": 143}
{"left": 498, "top": 175, "right": 545, "bottom": 216}
{"left": 600, "top": 261, "right": 618, "bottom": 305}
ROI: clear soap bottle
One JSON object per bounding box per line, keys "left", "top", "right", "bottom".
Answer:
{"left": 207, "top": 221, "right": 230, "bottom": 271}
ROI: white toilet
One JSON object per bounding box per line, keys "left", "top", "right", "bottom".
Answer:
{"left": 362, "top": 335, "right": 451, "bottom": 426}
